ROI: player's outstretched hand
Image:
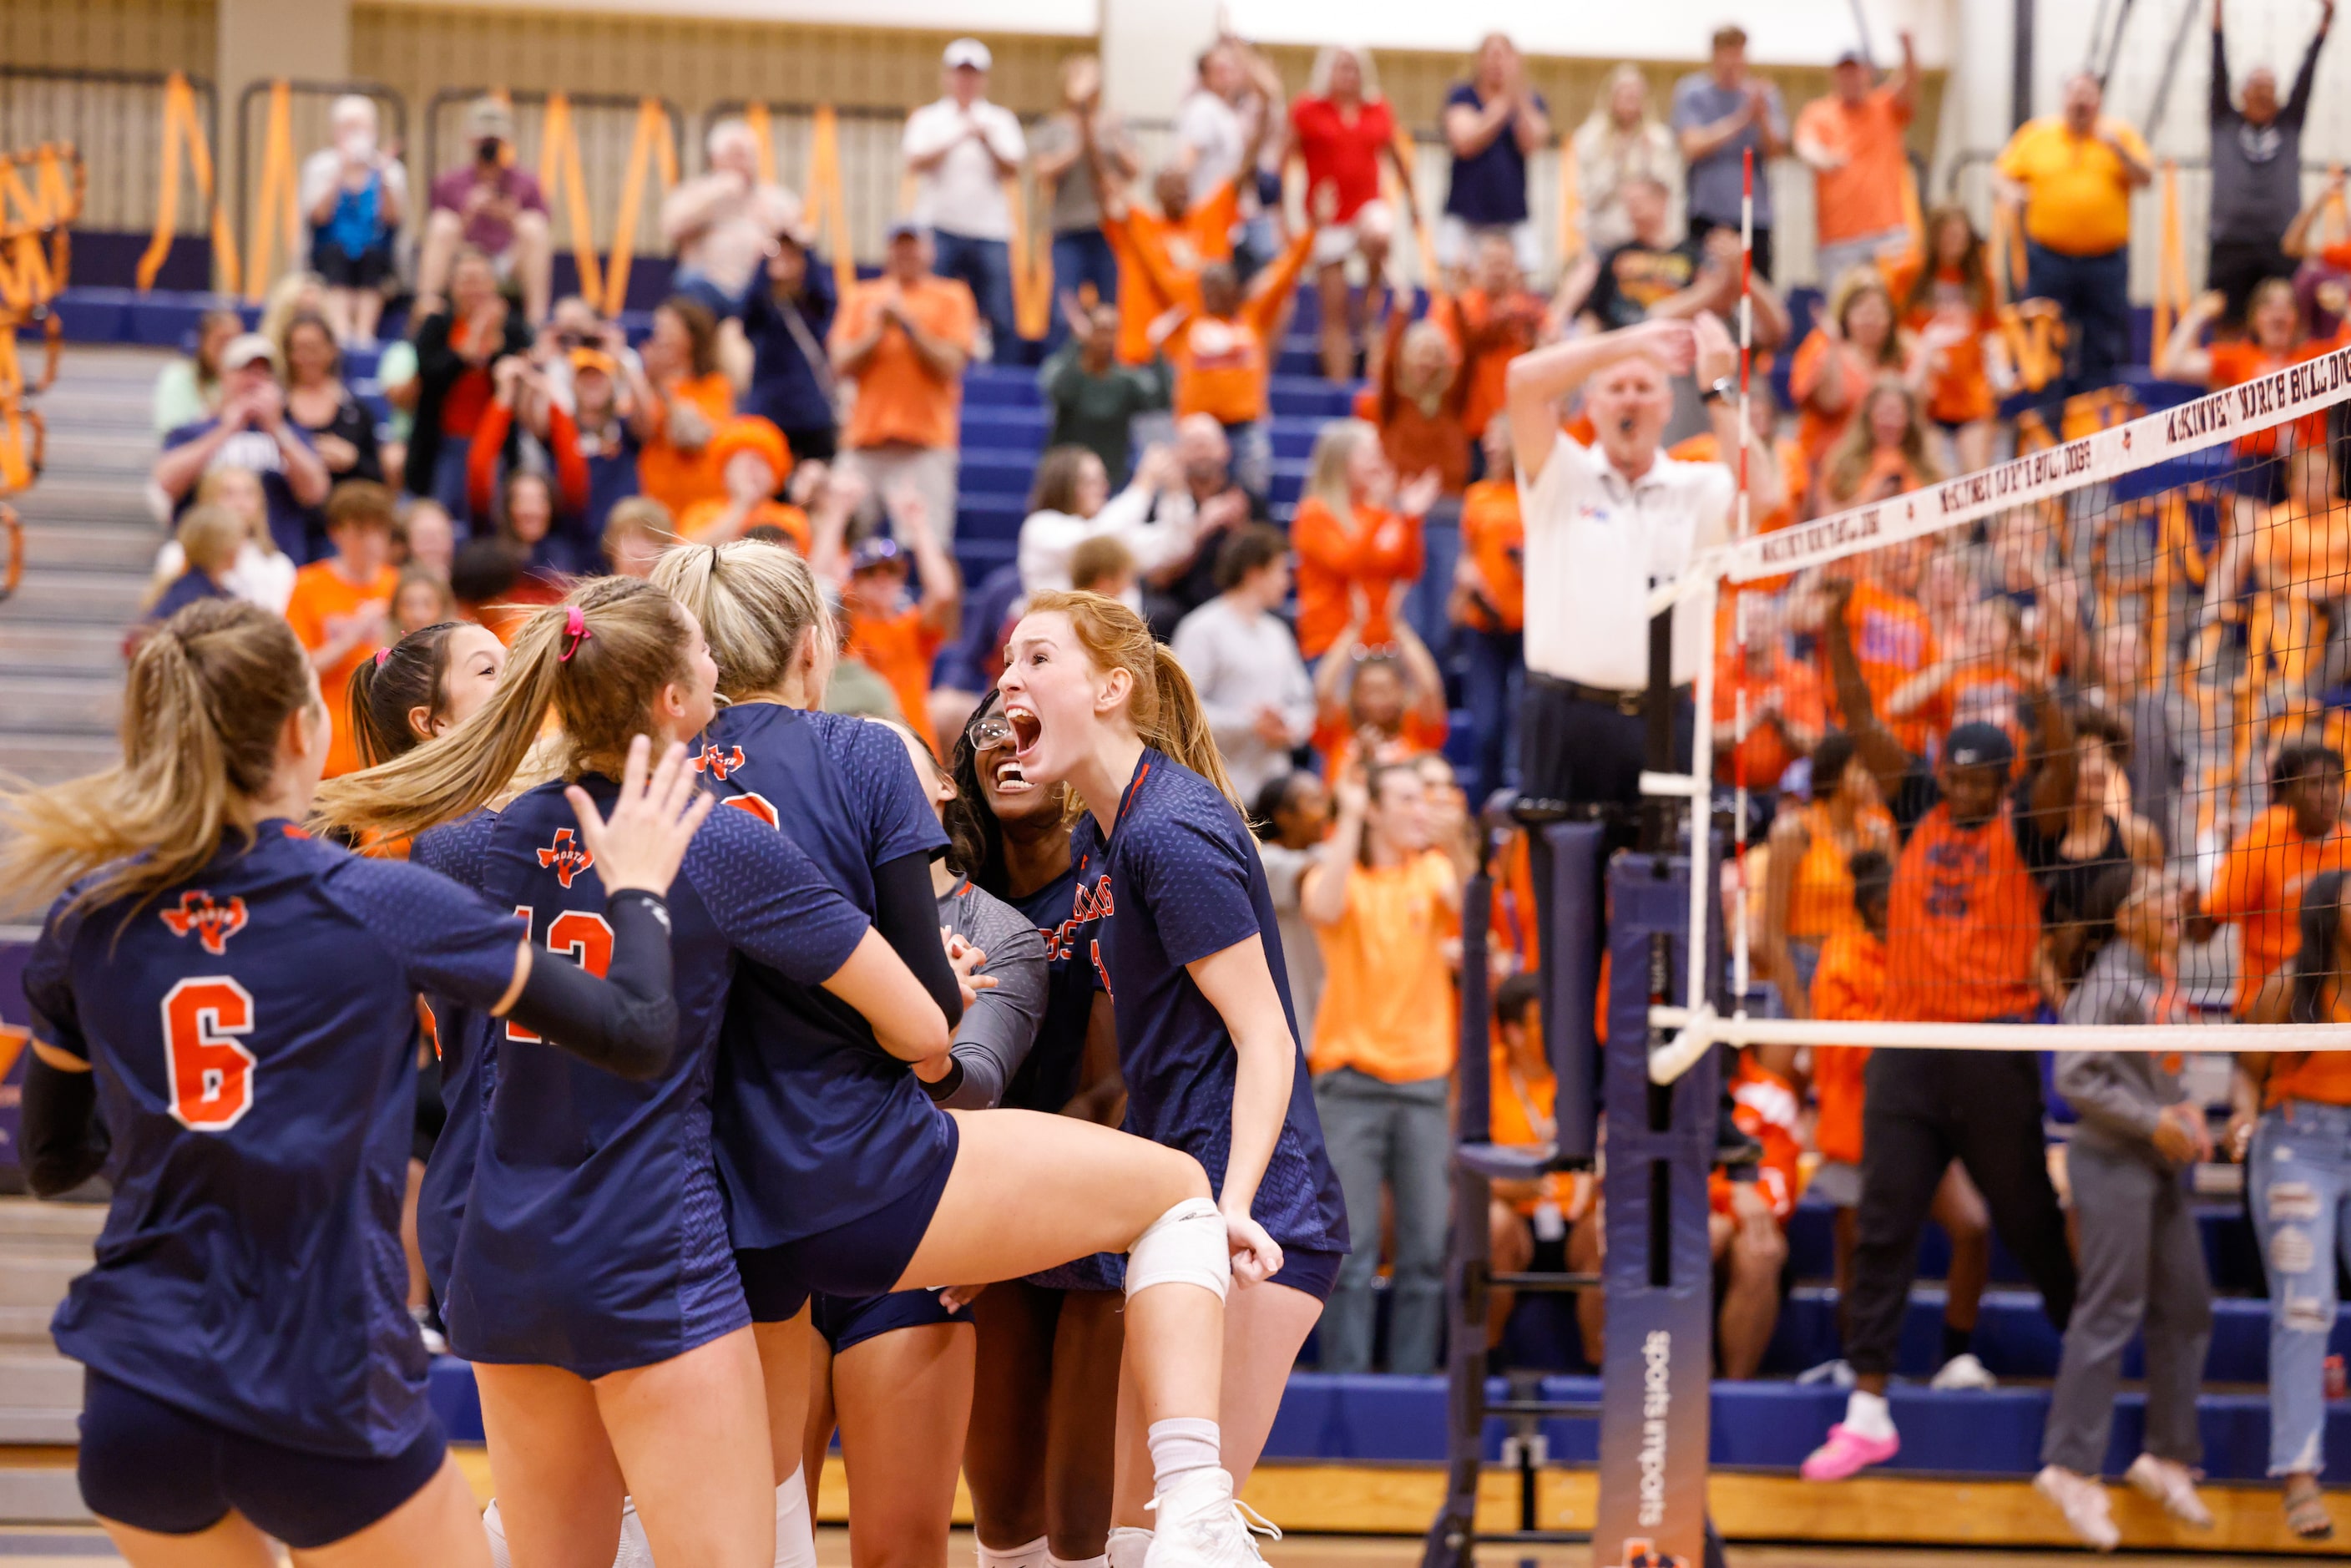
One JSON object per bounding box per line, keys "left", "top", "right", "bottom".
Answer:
{"left": 1224, "top": 1207, "right": 1283, "bottom": 1287}
{"left": 568, "top": 736, "right": 715, "bottom": 898}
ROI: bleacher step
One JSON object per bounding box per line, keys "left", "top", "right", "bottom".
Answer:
{"left": 13, "top": 523, "right": 156, "bottom": 574}
{"left": 2, "top": 571, "right": 151, "bottom": 623}
{"left": 3, "top": 675, "right": 122, "bottom": 733}
{"left": 0, "top": 736, "right": 119, "bottom": 784}
{"left": 0, "top": 1256, "right": 82, "bottom": 1312}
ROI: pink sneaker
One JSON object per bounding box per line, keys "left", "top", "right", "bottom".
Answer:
{"left": 1801, "top": 1423, "right": 1900, "bottom": 1480}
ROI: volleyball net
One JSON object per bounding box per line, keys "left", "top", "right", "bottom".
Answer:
{"left": 1650, "top": 345, "right": 2351, "bottom": 1080}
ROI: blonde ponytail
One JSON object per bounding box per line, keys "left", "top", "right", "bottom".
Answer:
{"left": 0, "top": 599, "right": 315, "bottom": 918}
{"left": 312, "top": 576, "right": 694, "bottom": 842}
{"left": 1023, "top": 589, "right": 1246, "bottom": 816}
{"left": 650, "top": 538, "right": 827, "bottom": 699}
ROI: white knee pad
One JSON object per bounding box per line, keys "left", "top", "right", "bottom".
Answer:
{"left": 1125, "top": 1196, "right": 1230, "bottom": 1300}
{"left": 1048, "top": 1554, "right": 1111, "bottom": 1568}
{"left": 483, "top": 1498, "right": 513, "bottom": 1568}
{"left": 976, "top": 1535, "right": 1049, "bottom": 1568}
{"left": 773, "top": 1464, "right": 817, "bottom": 1568}
{"left": 1105, "top": 1525, "right": 1153, "bottom": 1568}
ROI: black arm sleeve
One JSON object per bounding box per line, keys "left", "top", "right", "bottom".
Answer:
{"left": 872, "top": 851, "right": 966, "bottom": 1030}
{"left": 503, "top": 890, "right": 681, "bottom": 1081}
{"left": 23, "top": 1055, "right": 108, "bottom": 1199}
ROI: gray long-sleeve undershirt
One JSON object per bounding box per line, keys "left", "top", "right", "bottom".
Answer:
{"left": 933, "top": 877, "right": 1050, "bottom": 1110}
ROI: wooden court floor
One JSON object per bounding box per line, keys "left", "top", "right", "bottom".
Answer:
{"left": 0, "top": 1528, "right": 2316, "bottom": 1565}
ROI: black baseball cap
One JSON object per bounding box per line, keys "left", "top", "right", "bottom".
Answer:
{"left": 1944, "top": 722, "right": 2016, "bottom": 776}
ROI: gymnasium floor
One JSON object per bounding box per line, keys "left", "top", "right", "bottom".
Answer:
{"left": 0, "top": 1530, "right": 2309, "bottom": 1565}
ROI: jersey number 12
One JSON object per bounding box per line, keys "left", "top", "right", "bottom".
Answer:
{"left": 506, "top": 906, "right": 615, "bottom": 1043}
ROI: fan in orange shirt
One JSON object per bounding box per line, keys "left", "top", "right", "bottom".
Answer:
{"left": 1312, "top": 606, "right": 1450, "bottom": 778}
{"left": 1790, "top": 270, "right": 1913, "bottom": 478}
{"left": 283, "top": 482, "right": 401, "bottom": 778}
{"left": 1711, "top": 603, "right": 1827, "bottom": 793}
{"left": 811, "top": 475, "right": 963, "bottom": 755}
{"left": 634, "top": 297, "right": 736, "bottom": 520}
{"left": 2202, "top": 741, "right": 2351, "bottom": 1013}
{"left": 1126, "top": 204, "right": 1318, "bottom": 429}
{"left": 1351, "top": 291, "right": 1473, "bottom": 498}
{"left": 1105, "top": 167, "right": 1245, "bottom": 366}
{"left": 1434, "top": 230, "right": 1551, "bottom": 443}
{"left": 1292, "top": 419, "right": 1436, "bottom": 660}
{"left": 675, "top": 417, "right": 810, "bottom": 552}
{"left": 1886, "top": 206, "right": 2009, "bottom": 475}
{"left": 1483, "top": 972, "right": 1590, "bottom": 1348}
{"left": 2156, "top": 279, "right": 2333, "bottom": 465}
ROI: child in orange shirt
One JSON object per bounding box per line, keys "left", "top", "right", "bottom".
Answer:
{"left": 1484, "top": 972, "right": 1588, "bottom": 1348}
{"left": 813, "top": 478, "right": 962, "bottom": 754}
{"left": 676, "top": 417, "right": 809, "bottom": 551}
{"left": 2157, "top": 279, "right": 2330, "bottom": 482}
{"left": 1436, "top": 230, "right": 1550, "bottom": 448}
{"left": 284, "top": 480, "right": 401, "bottom": 777}
{"left": 1311, "top": 611, "right": 1449, "bottom": 779}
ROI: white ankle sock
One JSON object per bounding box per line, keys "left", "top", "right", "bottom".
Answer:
{"left": 1048, "top": 1555, "right": 1110, "bottom": 1568}
{"left": 1842, "top": 1388, "right": 1894, "bottom": 1440}
{"left": 1105, "top": 1525, "right": 1154, "bottom": 1568}
{"left": 976, "top": 1535, "right": 1049, "bottom": 1568}
{"left": 1147, "top": 1416, "right": 1223, "bottom": 1493}
{"left": 483, "top": 1498, "right": 513, "bottom": 1568}
{"left": 773, "top": 1466, "right": 817, "bottom": 1568}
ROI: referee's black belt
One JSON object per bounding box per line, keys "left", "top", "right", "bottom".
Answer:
{"left": 1529, "top": 671, "right": 1691, "bottom": 717}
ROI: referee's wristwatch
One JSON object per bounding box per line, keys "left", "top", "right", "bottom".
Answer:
{"left": 1700, "top": 376, "right": 1737, "bottom": 406}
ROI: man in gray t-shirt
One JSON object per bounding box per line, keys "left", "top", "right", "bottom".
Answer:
{"left": 1670, "top": 24, "right": 1789, "bottom": 279}
{"left": 2208, "top": 0, "right": 2333, "bottom": 323}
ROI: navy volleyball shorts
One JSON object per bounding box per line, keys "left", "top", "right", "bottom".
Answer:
{"left": 736, "top": 1114, "right": 961, "bottom": 1323}
{"left": 811, "top": 1287, "right": 971, "bottom": 1355}
{"left": 78, "top": 1370, "right": 447, "bottom": 1549}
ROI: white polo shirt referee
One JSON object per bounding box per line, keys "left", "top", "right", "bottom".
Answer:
{"left": 1504, "top": 313, "right": 1747, "bottom": 813}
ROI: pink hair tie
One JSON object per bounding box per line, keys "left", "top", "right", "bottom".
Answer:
{"left": 373, "top": 647, "right": 393, "bottom": 667}
{"left": 559, "top": 604, "right": 592, "bottom": 662}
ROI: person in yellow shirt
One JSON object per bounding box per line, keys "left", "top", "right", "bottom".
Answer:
{"left": 1303, "top": 758, "right": 1462, "bottom": 1375}
{"left": 1994, "top": 73, "right": 2151, "bottom": 402}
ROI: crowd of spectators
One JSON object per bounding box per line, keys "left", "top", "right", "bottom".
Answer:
{"left": 123, "top": 15, "right": 2351, "bottom": 1545}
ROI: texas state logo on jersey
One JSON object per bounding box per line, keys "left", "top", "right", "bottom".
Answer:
{"left": 159, "top": 891, "right": 247, "bottom": 955}
{"left": 538, "top": 827, "right": 594, "bottom": 888}
{"left": 694, "top": 744, "right": 746, "bottom": 781}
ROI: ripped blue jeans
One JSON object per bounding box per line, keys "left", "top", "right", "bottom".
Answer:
{"left": 2249, "top": 1099, "right": 2351, "bottom": 1476}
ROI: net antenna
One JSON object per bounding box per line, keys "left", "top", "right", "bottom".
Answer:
{"left": 1647, "top": 344, "right": 2351, "bottom": 1080}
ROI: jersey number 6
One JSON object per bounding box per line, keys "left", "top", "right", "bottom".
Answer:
{"left": 161, "top": 977, "right": 256, "bottom": 1131}
{"left": 507, "top": 907, "right": 615, "bottom": 1043}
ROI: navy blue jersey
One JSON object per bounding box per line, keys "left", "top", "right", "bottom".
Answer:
{"left": 1004, "top": 866, "right": 1100, "bottom": 1114}
{"left": 445, "top": 776, "right": 869, "bottom": 1375}
{"left": 23, "top": 822, "right": 526, "bottom": 1459}
{"left": 1069, "top": 751, "right": 1347, "bottom": 1256}
{"left": 693, "top": 703, "right": 958, "bottom": 1247}
{"left": 409, "top": 811, "right": 500, "bottom": 1301}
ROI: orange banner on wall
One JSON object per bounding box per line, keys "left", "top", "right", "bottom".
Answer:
{"left": 137, "top": 73, "right": 240, "bottom": 294}
{"left": 538, "top": 93, "right": 605, "bottom": 308}
{"left": 242, "top": 79, "right": 303, "bottom": 302}
{"left": 600, "top": 97, "right": 678, "bottom": 316}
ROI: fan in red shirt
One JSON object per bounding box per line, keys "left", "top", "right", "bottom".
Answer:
{"left": 1287, "top": 46, "right": 1423, "bottom": 381}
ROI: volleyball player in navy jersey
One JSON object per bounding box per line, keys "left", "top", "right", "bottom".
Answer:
{"left": 346, "top": 619, "right": 510, "bottom": 1323}
{"left": 314, "top": 575, "right": 953, "bottom": 1568}
{"left": 996, "top": 590, "right": 1350, "bottom": 1568}
{"left": 796, "top": 719, "right": 1052, "bottom": 1568}
{"left": 947, "top": 689, "right": 1133, "bottom": 1568}
{"left": 655, "top": 539, "right": 1281, "bottom": 1568}
{"left": 3, "top": 599, "right": 705, "bottom": 1568}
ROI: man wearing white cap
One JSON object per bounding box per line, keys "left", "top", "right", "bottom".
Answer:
{"left": 903, "top": 38, "right": 1028, "bottom": 359}
{"left": 152, "top": 333, "right": 331, "bottom": 564}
